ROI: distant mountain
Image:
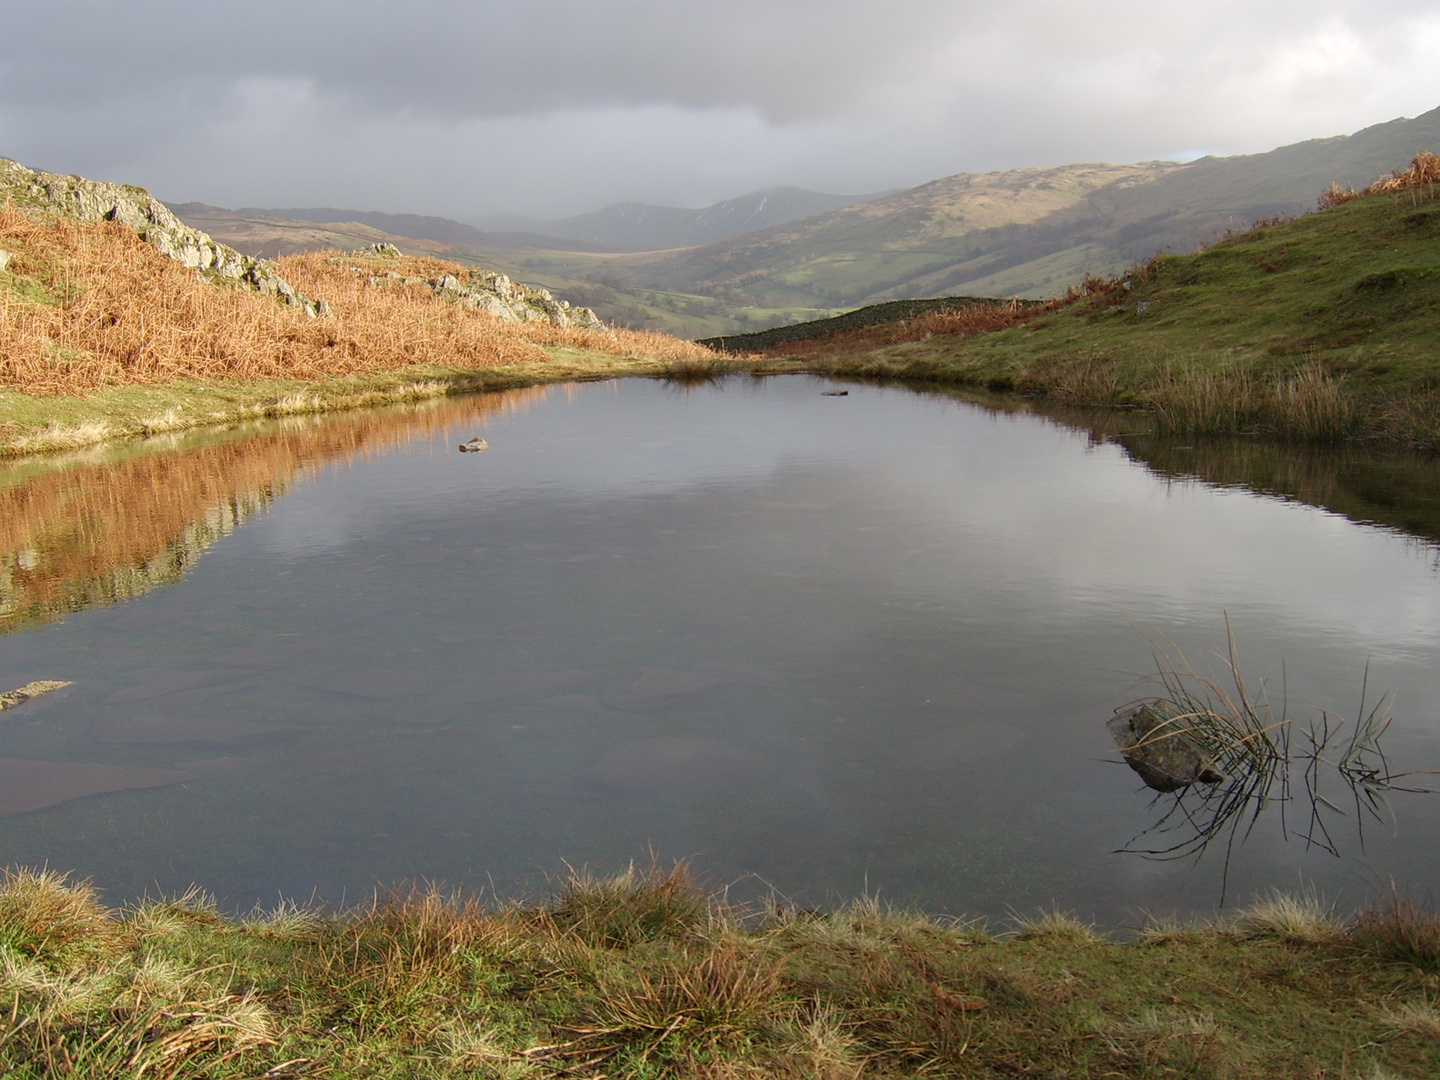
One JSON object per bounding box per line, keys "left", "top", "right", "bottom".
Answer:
{"left": 227, "top": 206, "right": 616, "bottom": 254}
{"left": 173, "top": 104, "right": 1440, "bottom": 335}
{"left": 578, "top": 106, "right": 1440, "bottom": 306}
{"left": 232, "top": 188, "right": 878, "bottom": 256}
{"left": 519, "top": 186, "right": 884, "bottom": 251}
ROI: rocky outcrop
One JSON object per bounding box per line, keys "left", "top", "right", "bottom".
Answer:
{"left": 0, "top": 159, "right": 327, "bottom": 317}
{"left": 350, "top": 244, "right": 605, "bottom": 330}
{"left": 430, "top": 269, "right": 605, "bottom": 329}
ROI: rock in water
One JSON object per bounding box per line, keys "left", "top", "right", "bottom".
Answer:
{"left": 458, "top": 437, "right": 489, "bottom": 453}
{"left": 1108, "top": 703, "right": 1227, "bottom": 793}
{"left": 0, "top": 680, "right": 72, "bottom": 712}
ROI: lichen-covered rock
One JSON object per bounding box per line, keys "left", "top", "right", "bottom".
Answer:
{"left": 429, "top": 269, "right": 605, "bottom": 329}
{"left": 0, "top": 159, "right": 327, "bottom": 317}
{"left": 354, "top": 248, "right": 605, "bottom": 330}
{"left": 1108, "top": 702, "right": 1227, "bottom": 793}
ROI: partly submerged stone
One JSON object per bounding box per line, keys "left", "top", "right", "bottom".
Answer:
{"left": 0, "top": 680, "right": 72, "bottom": 712}
{"left": 1108, "top": 703, "right": 1228, "bottom": 793}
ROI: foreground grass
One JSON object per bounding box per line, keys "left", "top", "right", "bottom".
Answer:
{"left": 4, "top": 867, "right": 1440, "bottom": 1078}
{"left": 793, "top": 166, "right": 1440, "bottom": 446}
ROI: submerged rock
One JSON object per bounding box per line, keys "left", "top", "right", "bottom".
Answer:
{"left": 1108, "top": 703, "right": 1228, "bottom": 793}
{"left": 0, "top": 680, "right": 72, "bottom": 712}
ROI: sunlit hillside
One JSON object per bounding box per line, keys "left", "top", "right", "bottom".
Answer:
{"left": 0, "top": 207, "right": 709, "bottom": 397}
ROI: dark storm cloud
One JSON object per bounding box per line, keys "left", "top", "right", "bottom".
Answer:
{"left": 1, "top": 0, "right": 959, "bottom": 119}
{"left": 2, "top": 1, "right": 1438, "bottom": 218}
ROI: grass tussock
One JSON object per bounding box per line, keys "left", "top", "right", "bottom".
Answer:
{"left": 1319, "top": 152, "right": 1440, "bottom": 207}
{"left": 4, "top": 867, "right": 1440, "bottom": 1077}
{"left": 1233, "top": 888, "right": 1343, "bottom": 945}
{"left": 1114, "top": 620, "right": 1428, "bottom": 890}
{"left": 1350, "top": 887, "right": 1440, "bottom": 973}
{"left": 0, "top": 207, "right": 711, "bottom": 397}
{"left": 1008, "top": 907, "right": 1101, "bottom": 944}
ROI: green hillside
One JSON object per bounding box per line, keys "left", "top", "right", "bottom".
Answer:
{"left": 524, "top": 107, "right": 1440, "bottom": 311}
{"left": 797, "top": 176, "right": 1440, "bottom": 445}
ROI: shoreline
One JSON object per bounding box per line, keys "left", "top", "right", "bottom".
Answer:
{"left": 0, "top": 349, "right": 775, "bottom": 459}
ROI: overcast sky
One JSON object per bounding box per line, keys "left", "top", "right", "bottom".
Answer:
{"left": 3, "top": 1, "right": 1439, "bottom": 221}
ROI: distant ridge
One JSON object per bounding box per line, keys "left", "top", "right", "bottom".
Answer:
{"left": 526, "top": 186, "right": 887, "bottom": 251}
{"left": 592, "top": 105, "right": 1440, "bottom": 307}
{"left": 231, "top": 206, "right": 617, "bottom": 254}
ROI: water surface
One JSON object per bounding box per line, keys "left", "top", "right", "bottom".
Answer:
{"left": 2, "top": 377, "right": 1438, "bottom": 923}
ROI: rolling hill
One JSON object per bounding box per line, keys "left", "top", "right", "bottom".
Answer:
{"left": 569, "top": 106, "right": 1440, "bottom": 309}
{"left": 172, "top": 105, "right": 1440, "bottom": 336}
{"left": 793, "top": 162, "right": 1440, "bottom": 445}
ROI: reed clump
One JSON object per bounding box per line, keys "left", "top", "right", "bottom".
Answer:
{"left": 0, "top": 207, "right": 712, "bottom": 397}
{"left": 4, "top": 866, "right": 1440, "bottom": 1077}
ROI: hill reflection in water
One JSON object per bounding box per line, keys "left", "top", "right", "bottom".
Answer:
{"left": 0, "top": 387, "right": 552, "bottom": 632}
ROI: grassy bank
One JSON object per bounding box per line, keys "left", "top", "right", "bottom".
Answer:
{"left": 0, "top": 207, "right": 746, "bottom": 456}
{"left": 787, "top": 156, "right": 1440, "bottom": 447}
{"left": 4, "top": 866, "right": 1440, "bottom": 1078}
{"left": 0, "top": 349, "right": 758, "bottom": 458}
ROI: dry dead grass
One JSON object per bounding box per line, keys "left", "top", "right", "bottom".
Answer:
{"left": 0, "top": 207, "right": 710, "bottom": 396}
{"left": 1318, "top": 152, "right": 1440, "bottom": 208}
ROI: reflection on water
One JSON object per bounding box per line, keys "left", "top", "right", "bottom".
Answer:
{"left": 0, "top": 388, "right": 551, "bottom": 631}
{"left": 0, "top": 376, "right": 1438, "bottom": 926}
{"left": 1117, "top": 434, "right": 1440, "bottom": 550}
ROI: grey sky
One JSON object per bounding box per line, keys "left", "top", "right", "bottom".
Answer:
{"left": 3, "top": 0, "right": 1438, "bottom": 220}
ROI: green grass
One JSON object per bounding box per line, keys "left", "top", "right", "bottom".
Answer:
{"left": 803, "top": 190, "right": 1440, "bottom": 445}
{"left": 4, "top": 865, "right": 1440, "bottom": 1078}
